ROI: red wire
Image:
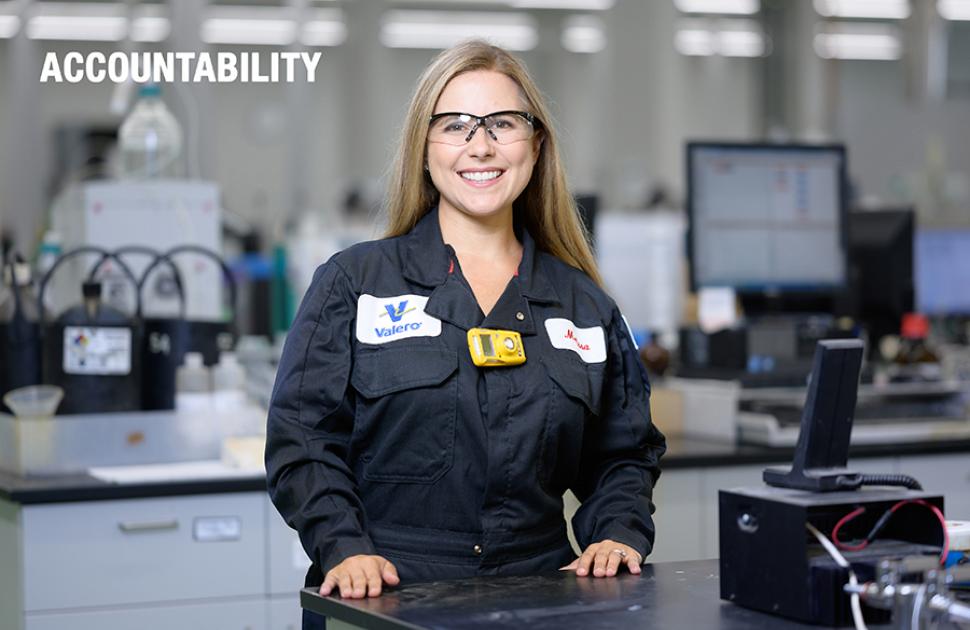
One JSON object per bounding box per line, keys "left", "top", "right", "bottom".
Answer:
{"left": 832, "top": 506, "right": 869, "bottom": 551}
{"left": 830, "top": 500, "right": 949, "bottom": 565}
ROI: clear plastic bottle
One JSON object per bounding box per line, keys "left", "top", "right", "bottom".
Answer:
{"left": 175, "top": 351, "right": 211, "bottom": 413}
{"left": 212, "top": 351, "right": 248, "bottom": 411}
{"left": 118, "top": 84, "right": 183, "bottom": 179}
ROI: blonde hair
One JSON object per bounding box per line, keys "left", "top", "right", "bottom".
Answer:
{"left": 383, "top": 40, "right": 602, "bottom": 286}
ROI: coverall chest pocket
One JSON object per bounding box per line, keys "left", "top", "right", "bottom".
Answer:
{"left": 539, "top": 357, "right": 605, "bottom": 492}
{"left": 351, "top": 347, "right": 458, "bottom": 483}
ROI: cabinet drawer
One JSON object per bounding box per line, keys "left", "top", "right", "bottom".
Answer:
{"left": 268, "top": 596, "right": 302, "bottom": 630}
{"left": 26, "top": 597, "right": 267, "bottom": 630}
{"left": 23, "top": 492, "right": 266, "bottom": 611}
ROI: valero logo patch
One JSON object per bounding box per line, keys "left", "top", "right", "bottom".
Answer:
{"left": 356, "top": 294, "right": 441, "bottom": 344}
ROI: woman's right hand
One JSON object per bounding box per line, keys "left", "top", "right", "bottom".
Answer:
{"left": 320, "top": 555, "right": 400, "bottom": 599}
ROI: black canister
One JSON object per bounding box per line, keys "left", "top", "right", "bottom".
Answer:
{"left": 39, "top": 247, "right": 142, "bottom": 415}
{"left": 0, "top": 254, "right": 41, "bottom": 411}
{"left": 126, "top": 248, "right": 188, "bottom": 410}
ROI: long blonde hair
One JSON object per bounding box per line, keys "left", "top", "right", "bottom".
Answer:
{"left": 383, "top": 40, "right": 602, "bottom": 286}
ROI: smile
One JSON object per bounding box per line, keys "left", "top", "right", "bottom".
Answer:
{"left": 459, "top": 170, "right": 504, "bottom": 183}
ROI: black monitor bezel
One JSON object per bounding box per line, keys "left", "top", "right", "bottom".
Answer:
{"left": 686, "top": 141, "right": 850, "bottom": 298}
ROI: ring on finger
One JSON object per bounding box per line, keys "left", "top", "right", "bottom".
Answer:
{"left": 610, "top": 548, "right": 628, "bottom": 559}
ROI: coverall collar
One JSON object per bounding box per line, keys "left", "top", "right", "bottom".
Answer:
{"left": 401, "top": 206, "right": 560, "bottom": 333}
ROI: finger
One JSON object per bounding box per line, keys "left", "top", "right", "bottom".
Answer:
{"left": 626, "top": 555, "right": 642, "bottom": 575}
{"left": 592, "top": 548, "right": 612, "bottom": 577}
{"left": 349, "top": 567, "right": 368, "bottom": 599}
{"left": 338, "top": 572, "right": 354, "bottom": 599}
{"left": 559, "top": 558, "right": 579, "bottom": 571}
{"left": 320, "top": 572, "right": 337, "bottom": 596}
{"left": 382, "top": 560, "right": 401, "bottom": 586}
{"left": 576, "top": 548, "right": 597, "bottom": 576}
{"left": 604, "top": 548, "right": 623, "bottom": 577}
{"left": 363, "top": 562, "right": 384, "bottom": 597}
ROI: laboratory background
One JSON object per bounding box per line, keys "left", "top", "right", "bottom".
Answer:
{"left": 1, "top": 0, "right": 970, "bottom": 629}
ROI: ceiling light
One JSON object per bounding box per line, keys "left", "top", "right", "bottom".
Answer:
{"left": 814, "top": 0, "right": 910, "bottom": 19}
{"left": 561, "top": 15, "right": 606, "bottom": 53}
{"left": 674, "top": 0, "right": 760, "bottom": 15}
{"left": 513, "top": 0, "right": 614, "bottom": 9}
{"left": 814, "top": 23, "right": 901, "bottom": 59}
{"left": 0, "top": 15, "right": 19, "bottom": 39}
{"left": 675, "top": 18, "right": 766, "bottom": 56}
{"left": 938, "top": 0, "right": 970, "bottom": 20}
{"left": 28, "top": 15, "right": 127, "bottom": 41}
{"left": 380, "top": 11, "right": 538, "bottom": 51}
{"left": 130, "top": 17, "right": 170, "bottom": 43}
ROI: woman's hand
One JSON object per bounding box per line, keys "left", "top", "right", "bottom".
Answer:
{"left": 320, "top": 554, "right": 400, "bottom": 599}
{"left": 560, "top": 539, "right": 643, "bottom": 577}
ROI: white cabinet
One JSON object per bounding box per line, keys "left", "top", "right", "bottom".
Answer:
{"left": 23, "top": 493, "right": 265, "bottom": 611}
{"left": 268, "top": 596, "right": 303, "bottom": 630}
{"left": 25, "top": 599, "right": 267, "bottom": 630}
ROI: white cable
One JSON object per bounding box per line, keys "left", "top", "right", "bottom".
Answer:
{"left": 806, "top": 522, "right": 869, "bottom": 630}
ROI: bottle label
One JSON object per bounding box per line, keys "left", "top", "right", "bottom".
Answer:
{"left": 63, "top": 326, "right": 132, "bottom": 375}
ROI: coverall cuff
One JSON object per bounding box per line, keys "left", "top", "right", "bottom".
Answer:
{"left": 320, "top": 536, "right": 379, "bottom": 574}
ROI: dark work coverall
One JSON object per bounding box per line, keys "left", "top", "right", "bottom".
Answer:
{"left": 265, "top": 207, "right": 666, "bottom": 628}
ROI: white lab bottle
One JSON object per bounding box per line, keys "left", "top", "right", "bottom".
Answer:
{"left": 212, "top": 351, "right": 247, "bottom": 412}
{"left": 175, "top": 352, "right": 211, "bottom": 413}
{"left": 118, "top": 84, "right": 184, "bottom": 179}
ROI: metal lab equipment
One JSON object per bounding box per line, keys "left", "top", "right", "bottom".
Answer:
{"left": 38, "top": 246, "right": 142, "bottom": 415}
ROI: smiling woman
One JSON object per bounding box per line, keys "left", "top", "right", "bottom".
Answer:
{"left": 264, "top": 39, "right": 666, "bottom": 630}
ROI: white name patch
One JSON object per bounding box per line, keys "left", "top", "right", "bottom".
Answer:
{"left": 356, "top": 294, "right": 441, "bottom": 345}
{"left": 544, "top": 318, "right": 607, "bottom": 363}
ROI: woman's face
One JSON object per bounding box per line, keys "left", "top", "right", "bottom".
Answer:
{"left": 426, "top": 70, "right": 540, "bottom": 222}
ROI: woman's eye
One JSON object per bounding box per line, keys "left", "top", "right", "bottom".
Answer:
{"left": 445, "top": 122, "right": 469, "bottom": 133}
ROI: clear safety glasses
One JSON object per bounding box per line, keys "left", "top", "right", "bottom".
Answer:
{"left": 427, "top": 110, "right": 540, "bottom": 146}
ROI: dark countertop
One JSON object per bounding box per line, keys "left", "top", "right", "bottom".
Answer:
{"left": 2, "top": 436, "right": 969, "bottom": 505}
{"left": 299, "top": 559, "right": 846, "bottom": 630}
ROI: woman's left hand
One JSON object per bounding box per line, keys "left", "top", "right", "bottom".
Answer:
{"left": 560, "top": 539, "right": 642, "bottom": 577}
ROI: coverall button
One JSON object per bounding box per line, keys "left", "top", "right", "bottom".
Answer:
{"left": 515, "top": 311, "right": 525, "bottom": 321}
{"left": 473, "top": 544, "right": 483, "bottom": 556}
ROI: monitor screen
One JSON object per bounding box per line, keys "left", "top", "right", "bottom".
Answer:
{"left": 687, "top": 143, "right": 847, "bottom": 294}
{"left": 916, "top": 228, "right": 970, "bottom": 315}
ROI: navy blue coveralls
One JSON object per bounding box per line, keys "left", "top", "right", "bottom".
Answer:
{"left": 265, "top": 207, "right": 666, "bottom": 612}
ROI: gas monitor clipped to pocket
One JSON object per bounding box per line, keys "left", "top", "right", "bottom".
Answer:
{"left": 467, "top": 328, "right": 525, "bottom": 367}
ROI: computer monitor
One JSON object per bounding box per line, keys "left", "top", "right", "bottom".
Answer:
{"left": 687, "top": 142, "right": 848, "bottom": 311}
{"left": 916, "top": 228, "right": 970, "bottom": 316}
{"left": 847, "top": 208, "right": 915, "bottom": 345}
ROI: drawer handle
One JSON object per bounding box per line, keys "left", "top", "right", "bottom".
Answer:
{"left": 118, "top": 519, "right": 179, "bottom": 533}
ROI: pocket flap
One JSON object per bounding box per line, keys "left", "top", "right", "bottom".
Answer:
{"left": 352, "top": 348, "right": 458, "bottom": 398}
{"left": 544, "top": 357, "right": 604, "bottom": 414}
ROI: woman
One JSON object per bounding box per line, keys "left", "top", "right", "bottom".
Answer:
{"left": 265, "top": 40, "right": 666, "bottom": 618}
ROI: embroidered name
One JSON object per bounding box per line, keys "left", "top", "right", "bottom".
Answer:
{"left": 544, "top": 318, "right": 606, "bottom": 363}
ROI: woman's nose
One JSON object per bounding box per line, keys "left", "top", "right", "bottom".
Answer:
{"left": 465, "top": 125, "right": 496, "bottom": 157}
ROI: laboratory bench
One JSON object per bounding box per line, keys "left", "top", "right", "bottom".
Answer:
{"left": 2, "top": 437, "right": 970, "bottom": 629}
{"left": 301, "top": 559, "right": 837, "bottom": 630}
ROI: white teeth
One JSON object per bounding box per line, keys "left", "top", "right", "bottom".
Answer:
{"left": 460, "top": 170, "right": 502, "bottom": 182}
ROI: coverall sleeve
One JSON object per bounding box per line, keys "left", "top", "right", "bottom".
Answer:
{"left": 265, "top": 259, "right": 376, "bottom": 575}
{"left": 570, "top": 307, "right": 667, "bottom": 562}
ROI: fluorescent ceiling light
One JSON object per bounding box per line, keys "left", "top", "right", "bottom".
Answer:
{"left": 814, "top": 23, "right": 901, "bottom": 59}
{"left": 130, "top": 17, "right": 170, "bottom": 43}
{"left": 814, "top": 0, "right": 910, "bottom": 19}
{"left": 675, "top": 18, "right": 765, "bottom": 56}
{"left": 24, "top": 3, "right": 170, "bottom": 42}
{"left": 561, "top": 15, "right": 606, "bottom": 53}
{"left": 0, "top": 15, "right": 19, "bottom": 39}
{"left": 938, "top": 0, "right": 970, "bottom": 20}
{"left": 28, "top": 15, "right": 127, "bottom": 41}
{"left": 202, "top": 18, "right": 296, "bottom": 46}
{"left": 380, "top": 11, "right": 538, "bottom": 50}
{"left": 674, "top": 0, "right": 760, "bottom": 15}
{"left": 301, "top": 20, "right": 347, "bottom": 46}
{"left": 513, "top": 0, "right": 614, "bottom": 9}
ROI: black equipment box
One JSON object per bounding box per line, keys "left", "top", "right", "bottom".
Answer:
{"left": 719, "top": 486, "right": 945, "bottom": 626}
